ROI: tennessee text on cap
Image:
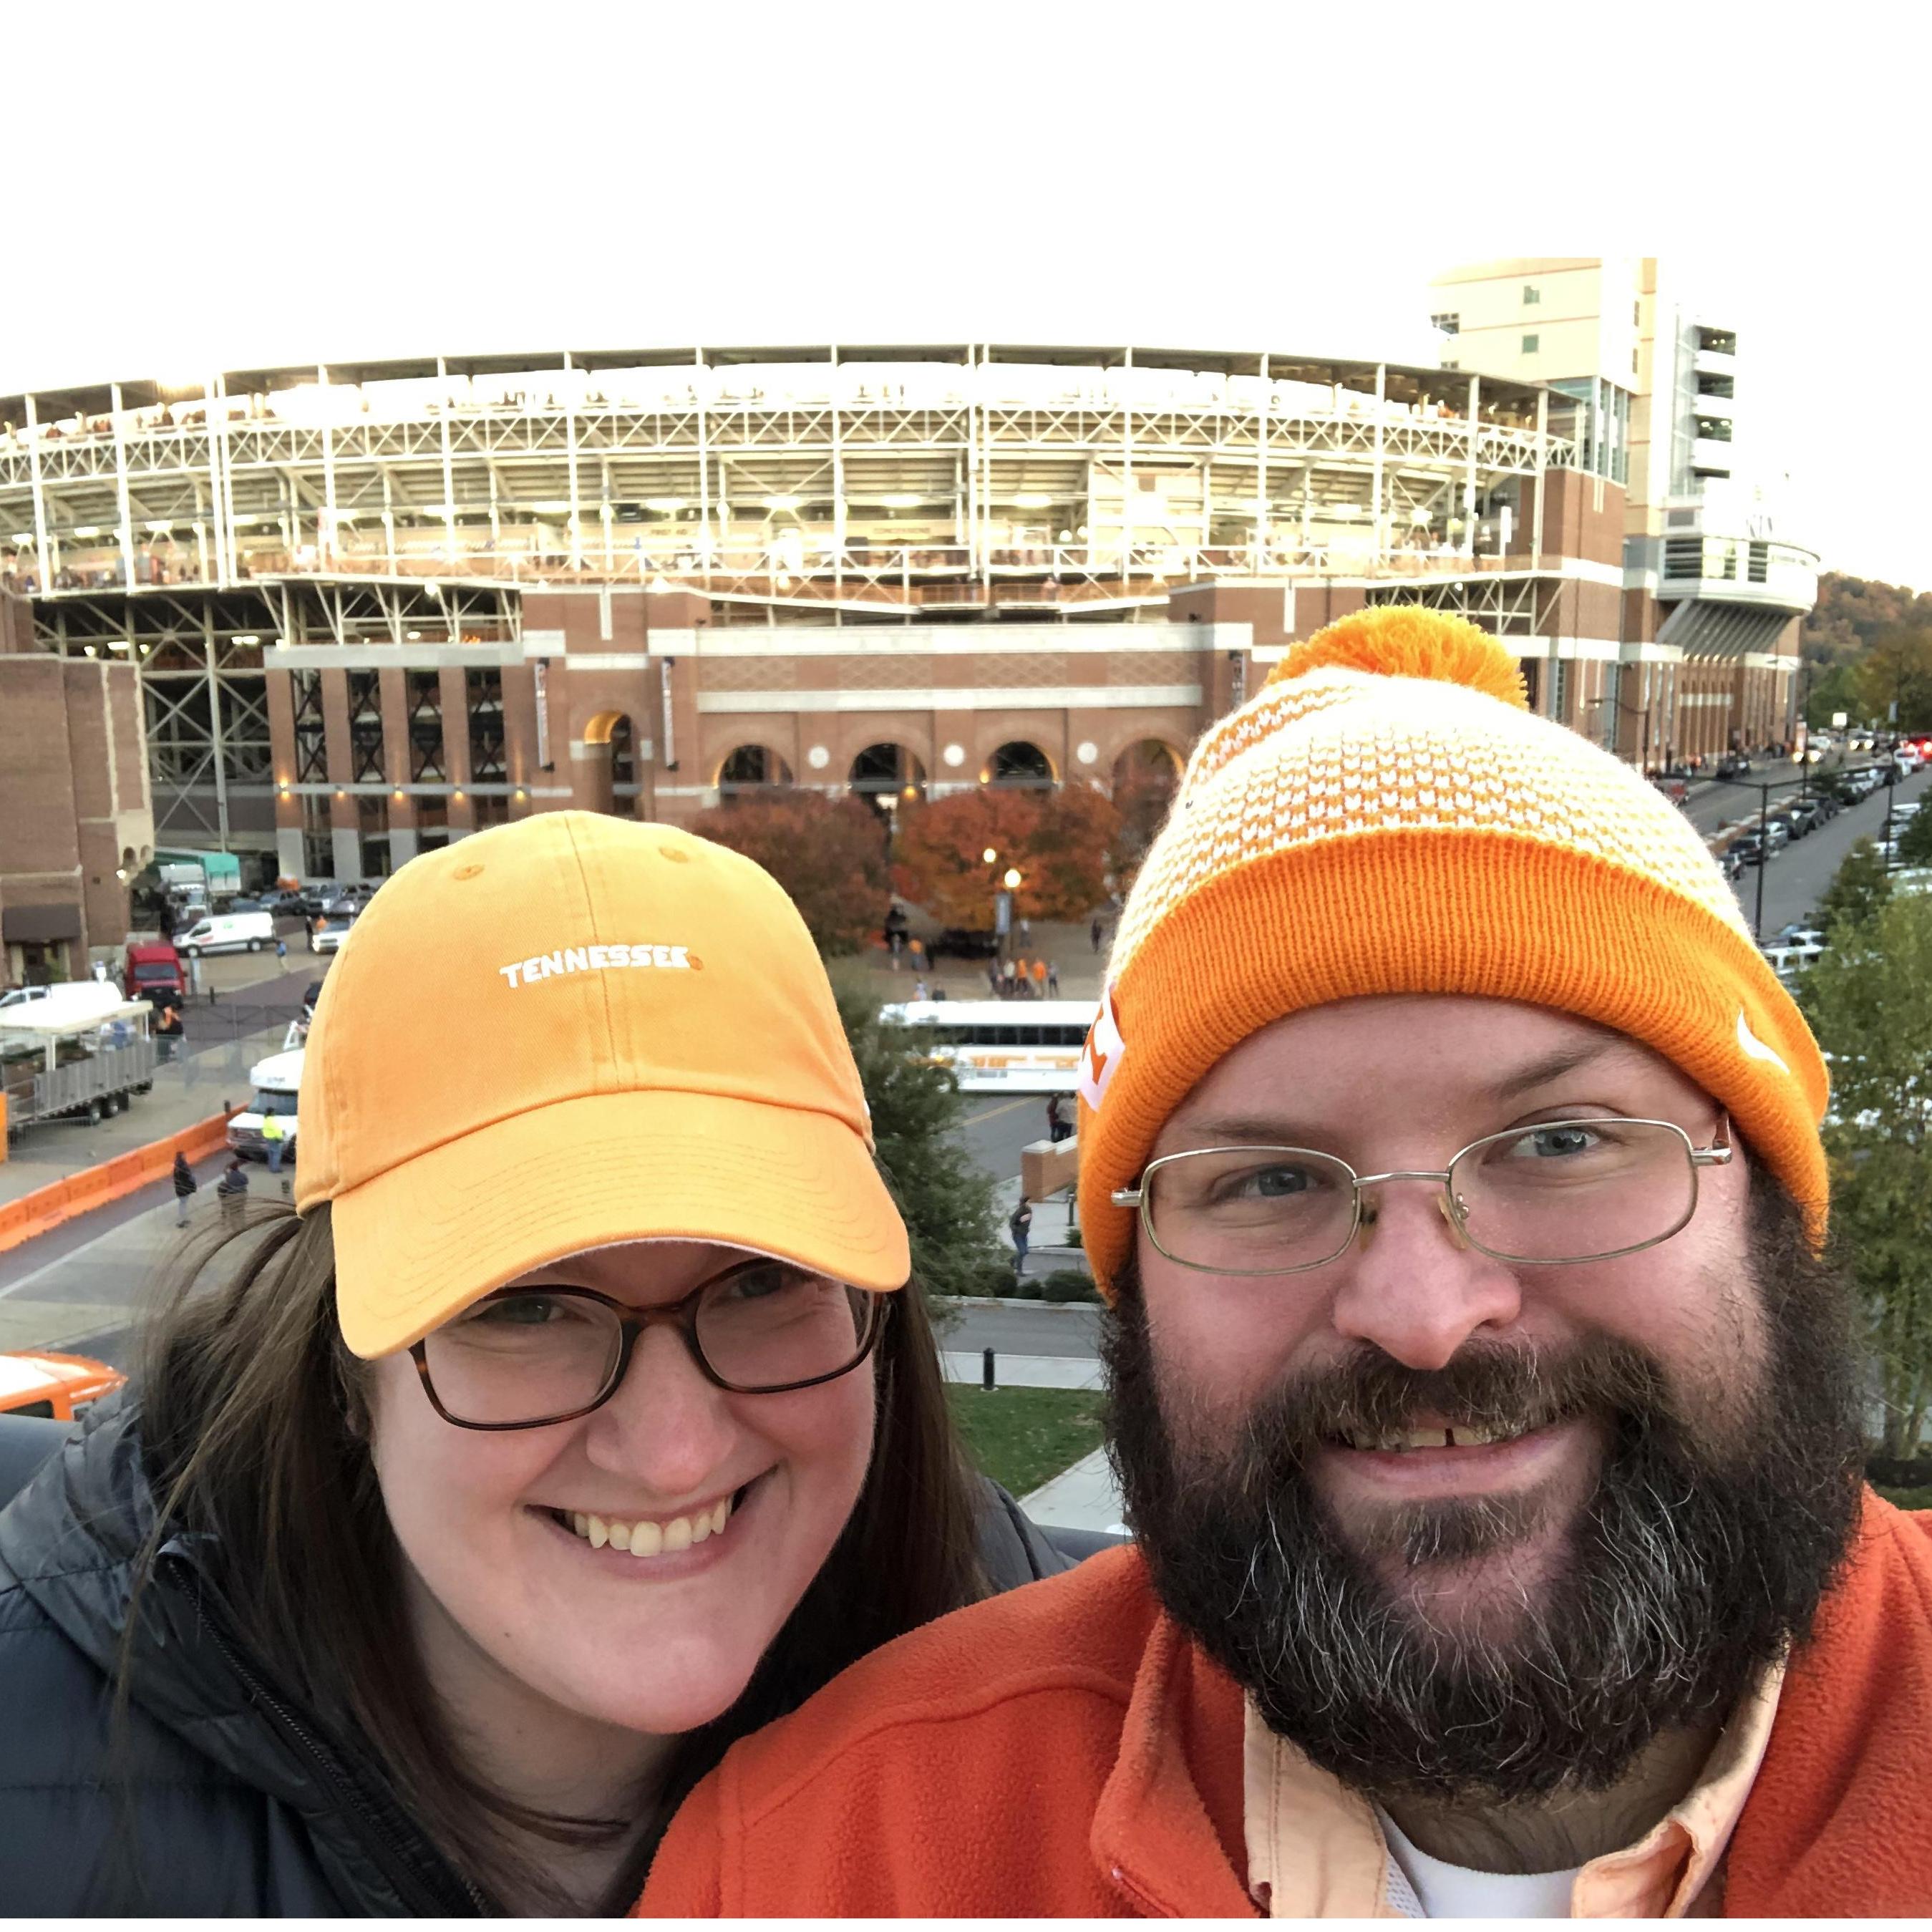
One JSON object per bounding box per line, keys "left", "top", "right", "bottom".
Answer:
{"left": 1075, "top": 606, "right": 1831, "bottom": 1298}
{"left": 297, "top": 812, "right": 909, "bottom": 1359}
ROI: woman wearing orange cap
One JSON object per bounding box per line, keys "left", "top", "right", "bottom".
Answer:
{"left": 0, "top": 815, "right": 1079, "bottom": 1914}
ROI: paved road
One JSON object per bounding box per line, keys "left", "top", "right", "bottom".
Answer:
{"left": 944, "top": 1299, "right": 1102, "bottom": 1359}
{"left": 1729, "top": 764, "right": 1928, "bottom": 939}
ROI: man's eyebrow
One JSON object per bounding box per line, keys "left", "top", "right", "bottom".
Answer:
{"left": 1164, "top": 1038, "right": 1649, "bottom": 1145}
{"left": 1483, "top": 1037, "right": 1644, "bottom": 1103}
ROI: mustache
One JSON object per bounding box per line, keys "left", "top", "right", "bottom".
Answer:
{"left": 1209, "top": 1335, "right": 1682, "bottom": 1483}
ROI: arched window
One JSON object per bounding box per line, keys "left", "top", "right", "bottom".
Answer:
{"left": 982, "top": 741, "right": 1055, "bottom": 789}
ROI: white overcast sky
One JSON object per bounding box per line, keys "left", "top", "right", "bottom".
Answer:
{"left": 7, "top": 2, "right": 1928, "bottom": 588}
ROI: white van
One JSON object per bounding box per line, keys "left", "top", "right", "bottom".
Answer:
{"left": 228, "top": 1047, "right": 304, "bottom": 1162}
{"left": 178, "top": 911, "right": 275, "bottom": 958}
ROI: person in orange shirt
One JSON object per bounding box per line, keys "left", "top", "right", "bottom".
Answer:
{"left": 638, "top": 610, "right": 1932, "bottom": 1917}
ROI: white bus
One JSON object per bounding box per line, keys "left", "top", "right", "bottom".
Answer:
{"left": 880, "top": 999, "right": 1098, "bottom": 1094}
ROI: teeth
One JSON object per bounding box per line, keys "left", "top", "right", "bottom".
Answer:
{"left": 1343, "top": 1425, "right": 1524, "bottom": 1452}
{"left": 563, "top": 1492, "right": 737, "bottom": 1555}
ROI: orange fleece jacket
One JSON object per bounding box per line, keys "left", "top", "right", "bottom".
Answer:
{"left": 637, "top": 1495, "right": 1932, "bottom": 1918}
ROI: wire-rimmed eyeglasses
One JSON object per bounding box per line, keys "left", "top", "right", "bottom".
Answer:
{"left": 1112, "top": 1115, "right": 1733, "bottom": 1276}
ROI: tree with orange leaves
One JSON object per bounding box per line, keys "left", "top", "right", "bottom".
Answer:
{"left": 689, "top": 792, "right": 892, "bottom": 955}
{"left": 893, "top": 785, "right": 1120, "bottom": 931}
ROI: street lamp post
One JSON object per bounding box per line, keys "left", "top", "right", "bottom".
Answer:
{"left": 1706, "top": 762, "right": 1873, "bottom": 942}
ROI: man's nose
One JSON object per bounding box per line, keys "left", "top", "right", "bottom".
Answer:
{"left": 581, "top": 1322, "right": 740, "bottom": 1495}
{"left": 1328, "top": 1182, "right": 1524, "bottom": 1370}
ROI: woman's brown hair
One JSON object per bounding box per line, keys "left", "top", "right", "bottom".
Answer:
{"left": 126, "top": 1200, "right": 987, "bottom": 1911}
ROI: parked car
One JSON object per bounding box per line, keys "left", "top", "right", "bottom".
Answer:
{"left": 309, "top": 916, "right": 355, "bottom": 955}
{"left": 263, "top": 888, "right": 309, "bottom": 917}
{"left": 1773, "top": 924, "right": 1827, "bottom": 950}
{"left": 1729, "top": 832, "right": 1765, "bottom": 867}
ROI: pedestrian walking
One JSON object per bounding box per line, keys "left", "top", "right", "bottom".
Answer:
{"left": 986, "top": 959, "right": 1001, "bottom": 997}
{"left": 1045, "top": 1093, "right": 1070, "bottom": 1143}
{"left": 276, "top": 936, "right": 288, "bottom": 963}
{"left": 171, "top": 1150, "right": 197, "bottom": 1228}
{"left": 912, "top": 977, "right": 929, "bottom": 1003}
{"left": 1046, "top": 959, "right": 1059, "bottom": 997}
{"left": 1007, "top": 1195, "right": 1032, "bottom": 1280}
{"left": 261, "top": 1111, "right": 286, "bottom": 1175}
{"left": 1090, "top": 916, "right": 1103, "bottom": 953}
{"left": 1029, "top": 958, "right": 1048, "bottom": 998}
{"left": 908, "top": 938, "right": 926, "bottom": 977}
{"left": 1001, "top": 957, "right": 1017, "bottom": 994}
{"left": 215, "top": 1157, "right": 249, "bottom": 1223}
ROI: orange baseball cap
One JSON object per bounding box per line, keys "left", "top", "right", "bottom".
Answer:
{"left": 296, "top": 812, "right": 908, "bottom": 1359}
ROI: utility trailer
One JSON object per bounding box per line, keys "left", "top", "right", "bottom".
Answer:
{"left": 0, "top": 992, "right": 156, "bottom": 1140}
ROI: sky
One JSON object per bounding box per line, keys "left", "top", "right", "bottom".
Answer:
{"left": 7, "top": 1, "right": 1928, "bottom": 588}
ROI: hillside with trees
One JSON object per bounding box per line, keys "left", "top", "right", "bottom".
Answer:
{"left": 1802, "top": 571, "right": 1932, "bottom": 732}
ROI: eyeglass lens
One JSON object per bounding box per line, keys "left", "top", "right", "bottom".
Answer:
{"left": 419, "top": 1264, "right": 877, "bottom": 1426}
{"left": 1144, "top": 1120, "right": 1697, "bottom": 1273}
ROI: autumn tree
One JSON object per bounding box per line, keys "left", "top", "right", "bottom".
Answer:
{"left": 689, "top": 792, "right": 890, "bottom": 956}
{"left": 1800, "top": 891, "right": 1932, "bottom": 1459}
{"left": 1852, "top": 628, "right": 1932, "bottom": 734}
{"left": 892, "top": 785, "right": 1120, "bottom": 930}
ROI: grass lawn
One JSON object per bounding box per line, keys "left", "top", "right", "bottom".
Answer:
{"left": 1875, "top": 1485, "right": 1932, "bottom": 1511}
{"left": 946, "top": 1385, "right": 1108, "bottom": 1498}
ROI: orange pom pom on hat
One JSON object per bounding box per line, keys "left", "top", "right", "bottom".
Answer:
{"left": 1075, "top": 606, "right": 1830, "bottom": 1298}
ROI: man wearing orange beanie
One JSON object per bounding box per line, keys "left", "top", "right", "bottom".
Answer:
{"left": 640, "top": 610, "right": 1932, "bottom": 1917}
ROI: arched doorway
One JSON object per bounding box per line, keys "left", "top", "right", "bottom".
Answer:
{"left": 717, "top": 744, "right": 795, "bottom": 798}
{"left": 981, "top": 740, "right": 1056, "bottom": 790}
{"left": 1110, "top": 739, "right": 1184, "bottom": 884}
{"left": 848, "top": 742, "right": 928, "bottom": 817}
{"left": 1110, "top": 738, "right": 1183, "bottom": 793}
{"left": 580, "top": 709, "right": 634, "bottom": 818}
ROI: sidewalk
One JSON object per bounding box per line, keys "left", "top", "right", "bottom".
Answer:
{"left": 851, "top": 911, "right": 1117, "bottom": 1007}
{"left": 0, "top": 1024, "right": 286, "bottom": 1208}
{"left": 1021, "top": 1448, "right": 1127, "bottom": 1535}
{"left": 941, "top": 1351, "right": 1103, "bottom": 1391}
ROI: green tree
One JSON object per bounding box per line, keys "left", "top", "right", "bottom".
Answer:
{"left": 829, "top": 974, "right": 1006, "bottom": 1303}
{"left": 1898, "top": 808, "right": 1932, "bottom": 870}
{"left": 1802, "top": 892, "right": 1932, "bottom": 1458}
{"left": 1805, "top": 661, "right": 1863, "bottom": 731}
{"left": 1814, "top": 838, "right": 1894, "bottom": 941}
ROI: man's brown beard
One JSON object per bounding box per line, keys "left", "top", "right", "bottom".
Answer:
{"left": 1103, "top": 1161, "right": 1865, "bottom": 1806}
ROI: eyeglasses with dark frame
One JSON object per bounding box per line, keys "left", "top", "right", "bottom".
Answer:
{"left": 1112, "top": 1115, "right": 1734, "bottom": 1276}
{"left": 409, "top": 1258, "right": 892, "bottom": 1432}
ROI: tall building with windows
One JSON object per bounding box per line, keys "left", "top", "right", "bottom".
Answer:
{"left": 1427, "top": 259, "right": 1814, "bottom": 766}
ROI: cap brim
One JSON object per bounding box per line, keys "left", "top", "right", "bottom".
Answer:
{"left": 329, "top": 1089, "right": 909, "bottom": 1358}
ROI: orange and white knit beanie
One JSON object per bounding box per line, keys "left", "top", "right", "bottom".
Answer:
{"left": 1076, "top": 606, "right": 1829, "bottom": 1296}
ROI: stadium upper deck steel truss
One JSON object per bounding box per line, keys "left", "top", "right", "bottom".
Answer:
{"left": 1, "top": 344, "right": 1576, "bottom": 618}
